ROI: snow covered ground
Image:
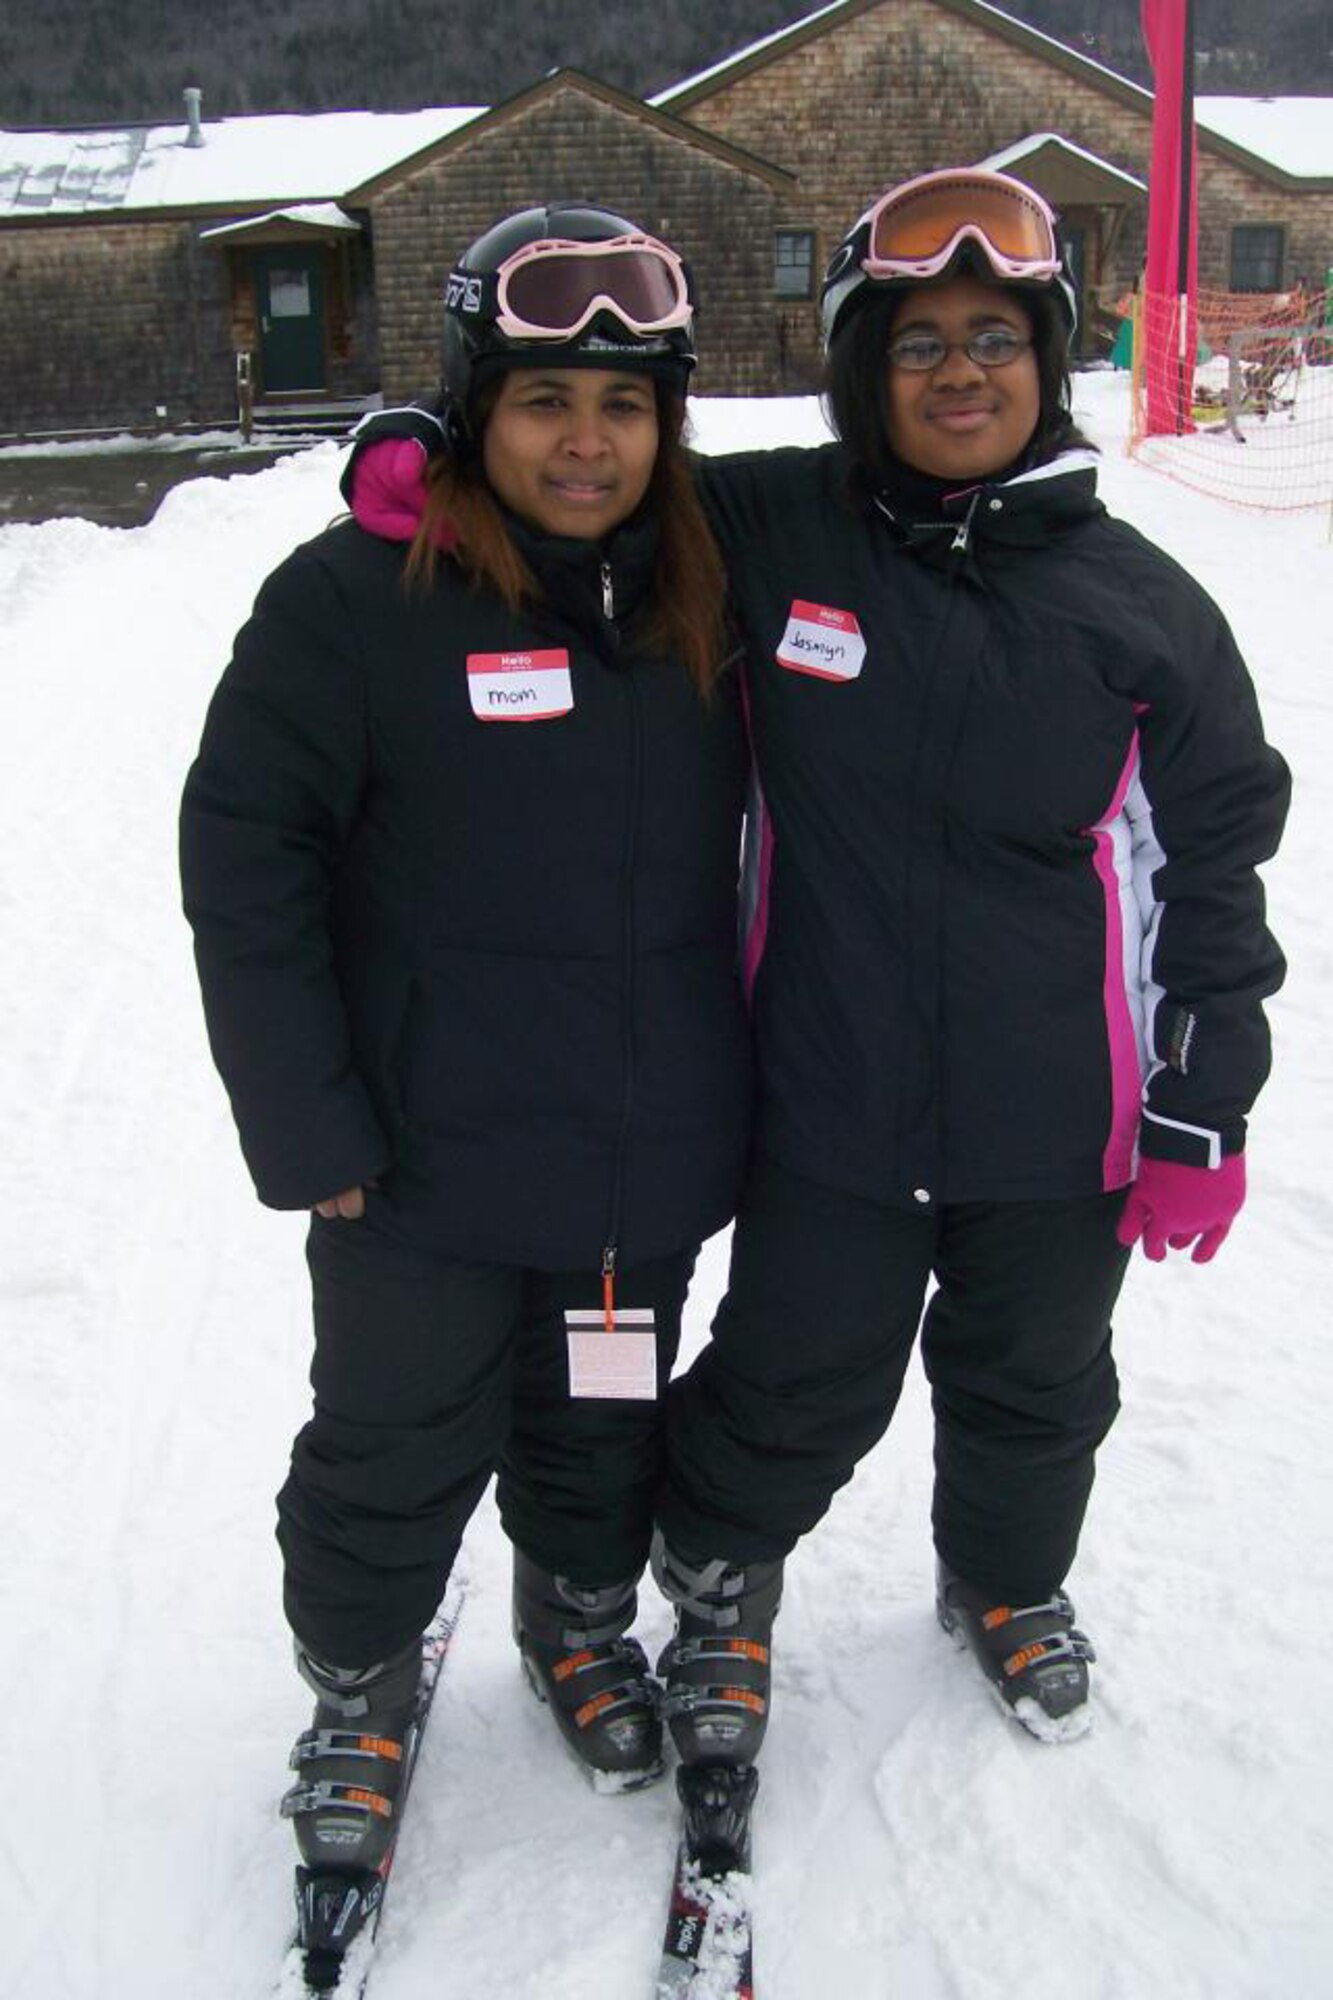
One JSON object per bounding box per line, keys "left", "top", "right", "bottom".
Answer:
{"left": 0, "top": 376, "right": 1329, "bottom": 2000}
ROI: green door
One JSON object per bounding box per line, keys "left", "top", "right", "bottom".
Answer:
{"left": 253, "top": 247, "right": 326, "bottom": 393}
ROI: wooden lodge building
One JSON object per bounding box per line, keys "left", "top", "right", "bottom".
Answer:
{"left": 2, "top": 0, "right": 1331, "bottom": 438}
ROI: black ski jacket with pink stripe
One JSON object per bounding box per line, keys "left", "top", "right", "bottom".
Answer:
{"left": 702, "top": 442, "right": 1288, "bottom": 1210}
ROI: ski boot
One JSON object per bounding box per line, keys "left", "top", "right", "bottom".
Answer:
{"left": 513, "top": 1551, "right": 664, "bottom": 1792}
{"left": 652, "top": 1532, "right": 783, "bottom": 1769}
{"left": 936, "top": 1561, "right": 1096, "bottom": 1743}
{"left": 280, "top": 1632, "right": 424, "bottom": 1873}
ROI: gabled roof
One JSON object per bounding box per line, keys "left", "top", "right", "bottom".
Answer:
{"left": 199, "top": 203, "right": 362, "bottom": 244}
{"left": 652, "top": 0, "right": 1155, "bottom": 116}
{"left": 0, "top": 106, "right": 484, "bottom": 222}
{"left": 345, "top": 67, "right": 795, "bottom": 203}
{"left": 982, "top": 133, "right": 1147, "bottom": 198}
{"left": 653, "top": 0, "right": 1333, "bottom": 191}
{"left": 649, "top": 0, "right": 849, "bottom": 105}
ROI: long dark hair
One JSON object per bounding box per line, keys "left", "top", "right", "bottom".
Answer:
{"left": 406, "top": 377, "right": 729, "bottom": 699}
{"left": 823, "top": 276, "right": 1096, "bottom": 496}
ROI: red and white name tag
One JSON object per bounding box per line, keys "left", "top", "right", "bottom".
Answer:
{"left": 565, "top": 1307, "right": 657, "bottom": 1400}
{"left": 467, "top": 649, "right": 573, "bottom": 721}
{"left": 776, "top": 600, "right": 866, "bottom": 682}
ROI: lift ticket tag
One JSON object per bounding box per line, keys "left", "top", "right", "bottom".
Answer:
{"left": 565, "top": 1307, "right": 658, "bottom": 1400}
{"left": 467, "top": 649, "right": 573, "bottom": 720}
{"left": 775, "top": 600, "right": 866, "bottom": 681}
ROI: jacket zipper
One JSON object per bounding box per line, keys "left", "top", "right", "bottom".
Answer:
{"left": 950, "top": 490, "right": 983, "bottom": 553}
{"left": 898, "top": 507, "right": 977, "bottom": 1206}
{"left": 598, "top": 559, "right": 639, "bottom": 1324}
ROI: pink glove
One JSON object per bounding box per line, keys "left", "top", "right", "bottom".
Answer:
{"left": 351, "top": 438, "right": 446, "bottom": 545}
{"left": 1116, "top": 1154, "right": 1246, "bottom": 1264}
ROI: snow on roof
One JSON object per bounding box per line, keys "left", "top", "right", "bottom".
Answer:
{"left": 198, "top": 202, "right": 363, "bottom": 242}
{"left": 0, "top": 106, "right": 484, "bottom": 219}
{"left": 1195, "top": 97, "right": 1333, "bottom": 180}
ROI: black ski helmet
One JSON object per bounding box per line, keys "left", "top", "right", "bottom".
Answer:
{"left": 441, "top": 202, "right": 698, "bottom": 412}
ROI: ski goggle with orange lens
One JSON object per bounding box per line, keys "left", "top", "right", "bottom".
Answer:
{"left": 856, "top": 170, "right": 1061, "bottom": 283}
{"left": 471, "top": 235, "right": 694, "bottom": 342}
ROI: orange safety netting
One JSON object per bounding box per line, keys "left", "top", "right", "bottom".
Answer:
{"left": 1126, "top": 284, "right": 1333, "bottom": 514}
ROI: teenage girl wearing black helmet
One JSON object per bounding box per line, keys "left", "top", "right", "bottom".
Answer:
{"left": 658, "top": 167, "right": 1287, "bottom": 1750}
{"left": 179, "top": 202, "right": 753, "bottom": 1900}
{"left": 344, "top": 169, "right": 1287, "bottom": 1773}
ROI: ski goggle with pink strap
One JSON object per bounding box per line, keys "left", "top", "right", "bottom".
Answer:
{"left": 854, "top": 170, "right": 1061, "bottom": 283}
{"left": 474, "top": 234, "right": 694, "bottom": 342}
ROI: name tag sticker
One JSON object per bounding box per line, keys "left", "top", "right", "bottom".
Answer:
{"left": 467, "top": 649, "right": 573, "bottom": 720}
{"left": 776, "top": 600, "right": 866, "bottom": 681}
{"left": 565, "top": 1307, "right": 657, "bottom": 1400}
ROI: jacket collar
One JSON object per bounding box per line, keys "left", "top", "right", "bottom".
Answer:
{"left": 872, "top": 449, "right": 1103, "bottom": 562}
{"left": 503, "top": 504, "right": 659, "bottom": 629}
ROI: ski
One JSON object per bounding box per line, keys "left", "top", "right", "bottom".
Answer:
{"left": 274, "top": 1574, "right": 467, "bottom": 1999}
{"left": 656, "top": 1765, "right": 757, "bottom": 1999}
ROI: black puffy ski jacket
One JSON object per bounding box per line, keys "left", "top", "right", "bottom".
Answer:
{"left": 703, "top": 443, "right": 1289, "bottom": 1210}
{"left": 180, "top": 511, "right": 752, "bottom": 1270}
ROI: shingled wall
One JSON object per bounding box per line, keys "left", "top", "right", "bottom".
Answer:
{"left": 675, "top": 0, "right": 1333, "bottom": 388}
{"left": 367, "top": 84, "right": 785, "bottom": 400}
{"left": 2, "top": 3, "right": 1329, "bottom": 430}
{"left": 0, "top": 221, "right": 225, "bottom": 434}
{"left": 0, "top": 217, "right": 378, "bottom": 436}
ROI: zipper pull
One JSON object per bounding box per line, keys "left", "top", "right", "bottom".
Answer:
{"left": 601, "top": 1245, "right": 617, "bottom": 1331}
{"left": 601, "top": 561, "right": 614, "bottom": 620}
{"left": 951, "top": 491, "right": 982, "bottom": 553}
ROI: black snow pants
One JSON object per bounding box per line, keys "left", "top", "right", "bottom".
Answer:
{"left": 277, "top": 1190, "right": 695, "bottom": 1666}
{"left": 658, "top": 1154, "right": 1128, "bottom": 1603}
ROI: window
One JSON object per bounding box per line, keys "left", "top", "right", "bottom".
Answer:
{"left": 774, "top": 230, "right": 816, "bottom": 300}
{"left": 1230, "top": 225, "right": 1283, "bottom": 293}
{"left": 268, "top": 267, "right": 313, "bottom": 318}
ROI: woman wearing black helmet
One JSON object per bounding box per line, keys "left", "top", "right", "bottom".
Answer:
{"left": 656, "top": 168, "right": 1287, "bottom": 1754}
{"left": 179, "top": 201, "right": 752, "bottom": 1919}
{"left": 345, "top": 170, "right": 1288, "bottom": 1774}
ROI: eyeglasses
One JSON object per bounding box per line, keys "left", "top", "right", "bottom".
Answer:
{"left": 860, "top": 169, "right": 1060, "bottom": 284}
{"left": 886, "top": 328, "right": 1032, "bottom": 372}
{"left": 490, "top": 235, "right": 694, "bottom": 341}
